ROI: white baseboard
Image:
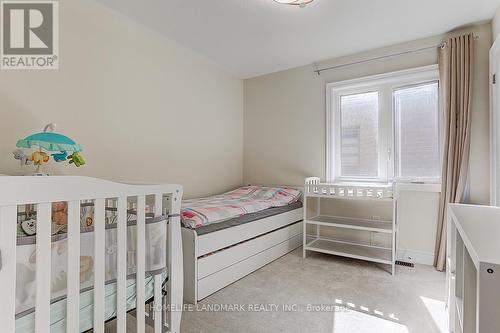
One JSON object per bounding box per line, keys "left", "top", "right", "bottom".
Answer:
{"left": 397, "top": 248, "right": 435, "bottom": 266}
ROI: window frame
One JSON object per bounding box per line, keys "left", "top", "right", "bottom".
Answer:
{"left": 326, "top": 65, "right": 441, "bottom": 184}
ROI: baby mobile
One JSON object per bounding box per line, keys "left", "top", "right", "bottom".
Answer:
{"left": 13, "top": 123, "right": 86, "bottom": 175}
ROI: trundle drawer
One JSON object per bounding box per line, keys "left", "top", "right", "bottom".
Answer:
{"left": 198, "top": 221, "right": 302, "bottom": 279}
{"left": 196, "top": 208, "right": 303, "bottom": 256}
{"left": 197, "top": 229, "right": 302, "bottom": 300}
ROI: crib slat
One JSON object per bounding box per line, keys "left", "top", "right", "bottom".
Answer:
{"left": 93, "top": 199, "right": 106, "bottom": 333}
{"left": 168, "top": 213, "right": 182, "bottom": 332}
{"left": 67, "top": 200, "right": 81, "bottom": 332}
{"left": 36, "top": 203, "right": 52, "bottom": 333}
{"left": 0, "top": 205, "right": 17, "bottom": 333}
{"left": 136, "top": 195, "right": 146, "bottom": 333}
{"left": 154, "top": 194, "right": 163, "bottom": 333}
{"left": 117, "top": 197, "right": 127, "bottom": 333}
{"left": 154, "top": 274, "right": 163, "bottom": 333}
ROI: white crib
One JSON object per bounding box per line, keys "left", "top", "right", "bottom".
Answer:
{"left": 0, "top": 176, "right": 183, "bottom": 333}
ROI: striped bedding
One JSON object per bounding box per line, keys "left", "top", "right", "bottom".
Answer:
{"left": 181, "top": 185, "right": 301, "bottom": 229}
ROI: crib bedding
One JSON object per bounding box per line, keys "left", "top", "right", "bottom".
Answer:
{"left": 194, "top": 200, "right": 303, "bottom": 235}
{"left": 182, "top": 185, "right": 301, "bottom": 229}
{"left": 16, "top": 203, "right": 146, "bottom": 238}
{"left": 15, "top": 274, "right": 165, "bottom": 333}
{"left": 14, "top": 207, "right": 168, "bottom": 333}
{"left": 15, "top": 214, "right": 167, "bottom": 315}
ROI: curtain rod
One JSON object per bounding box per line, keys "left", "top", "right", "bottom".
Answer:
{"left": 313, "top": 34, "right": 480, "bottom": 75}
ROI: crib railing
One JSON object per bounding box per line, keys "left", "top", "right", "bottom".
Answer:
{"left": 0, "top": 176, "right": 183, "bottom": 333}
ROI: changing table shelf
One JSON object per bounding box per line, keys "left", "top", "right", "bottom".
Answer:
{"left": 306, "top": 215, "right": 393, "bottom": 233}
{"left": 303, "top": 177, "right": 397, "bottom": 275}
{"left": 305, "top": 238, "right": 392, "bottom": 265}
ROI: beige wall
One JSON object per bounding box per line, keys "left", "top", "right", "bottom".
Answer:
{"left": 493, "top": 6, "right": 500, "bottom": 40}
{"left": 244, "top": 23, "right": 492, "bottom": 263}
{"left": 0, "top": 0, "right": 244, "bottom": 198}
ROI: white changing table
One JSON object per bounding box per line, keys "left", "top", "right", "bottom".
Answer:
{"left": 302, "top": 177, "right": 397, "bottom": 275}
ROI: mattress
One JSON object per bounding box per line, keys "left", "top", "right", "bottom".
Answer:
{"left": 194, "top": 201, "right": 303, "bottom": 235}
{"left": 15, "top": 274, "right": 166, "bottom": 333}
{"left": 182, "top": 186, "right": 301, "bottom": 229}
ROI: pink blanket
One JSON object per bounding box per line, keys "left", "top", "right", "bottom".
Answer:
{"left": 182, "top": 186, "right": 301, "bottom": 229}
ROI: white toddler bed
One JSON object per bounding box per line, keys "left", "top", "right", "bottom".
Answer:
{"left": 0, "top": 176, "right": 183, "bottom": 333}
{"left": 181, "top": 186, "right": 303, "bottom": 304}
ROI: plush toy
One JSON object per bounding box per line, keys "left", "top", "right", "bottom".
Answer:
{"left": 31, "top": 151, "right": 50, "bottom": 165}
{"left": 68, "top": 152, "right": 86, "bottom": 167}
{"left": 52, "top": 201, "right": 68, "bottom": 225}
{"left": 51, "top": 151, "right": 68, "bottom": 162}
{"left": 21, "top": 219, "right": 37, "bottom": 236}
{"left": 13, "top": 149, "right": 32, "bottom": 166}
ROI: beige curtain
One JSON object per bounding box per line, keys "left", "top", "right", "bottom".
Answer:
{"left": 434, "top": 33, "right": 474, "bottom": 271}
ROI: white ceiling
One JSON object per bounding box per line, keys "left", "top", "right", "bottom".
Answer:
{"left": 97, "top": 0, "right": 500, "bottom": 78}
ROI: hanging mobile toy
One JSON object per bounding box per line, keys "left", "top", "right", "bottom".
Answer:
{"left": 14, "top": 123, "right": 86, "bottom": 175}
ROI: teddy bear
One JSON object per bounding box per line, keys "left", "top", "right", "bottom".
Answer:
{"left": 31, "top": 151, "right": 50, "bottom": 165}
{"left": 52, "top": 201, "right": 68, "bottom": 225}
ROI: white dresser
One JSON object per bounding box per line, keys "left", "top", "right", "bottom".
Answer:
{"left": 447, "top": 204, "right": 500, "bottom": 333}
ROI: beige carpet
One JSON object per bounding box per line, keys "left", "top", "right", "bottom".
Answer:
{"left": 105, "top": 248, "right": 446, "bottom": 333}
{"left": 180, "top": 248, "right": 447, "bottom": 333}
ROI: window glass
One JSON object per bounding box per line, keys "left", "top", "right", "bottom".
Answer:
{"left": 394, "top": 82, "right": 440, "bottom": 180}
{"left": 340, "top": 92, "right": 379, "bottom": 178}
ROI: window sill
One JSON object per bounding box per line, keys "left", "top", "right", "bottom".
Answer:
{"left": 395, "top": 182, "right": 442, "bottom": 193}
{"left": 331, "top": 180, "right": 392, "bottom": 188}
{"left": 329, "top": 180, "right": 442, "bottom": 193}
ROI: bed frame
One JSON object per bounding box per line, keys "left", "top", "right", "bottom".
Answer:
{"left": 0, "top": 176, "right": 183, "bottom": 333}
{"left": 182, "top": 204, "right": 303, "bottom": 304}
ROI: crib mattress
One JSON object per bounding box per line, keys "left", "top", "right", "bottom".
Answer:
{"left": 15, "top": 274, "right": 165, "bottom": 333}
{"left": 194, "top": 201, "right": 303, "bottom": 235}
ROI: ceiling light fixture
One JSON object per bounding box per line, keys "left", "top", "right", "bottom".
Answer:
{"left": 274, "top": 0, "right": 314, "bottom": 8}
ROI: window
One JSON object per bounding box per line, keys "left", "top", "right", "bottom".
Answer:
{"left": 327, "top": 66, "right": 440, "bottom": 183}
